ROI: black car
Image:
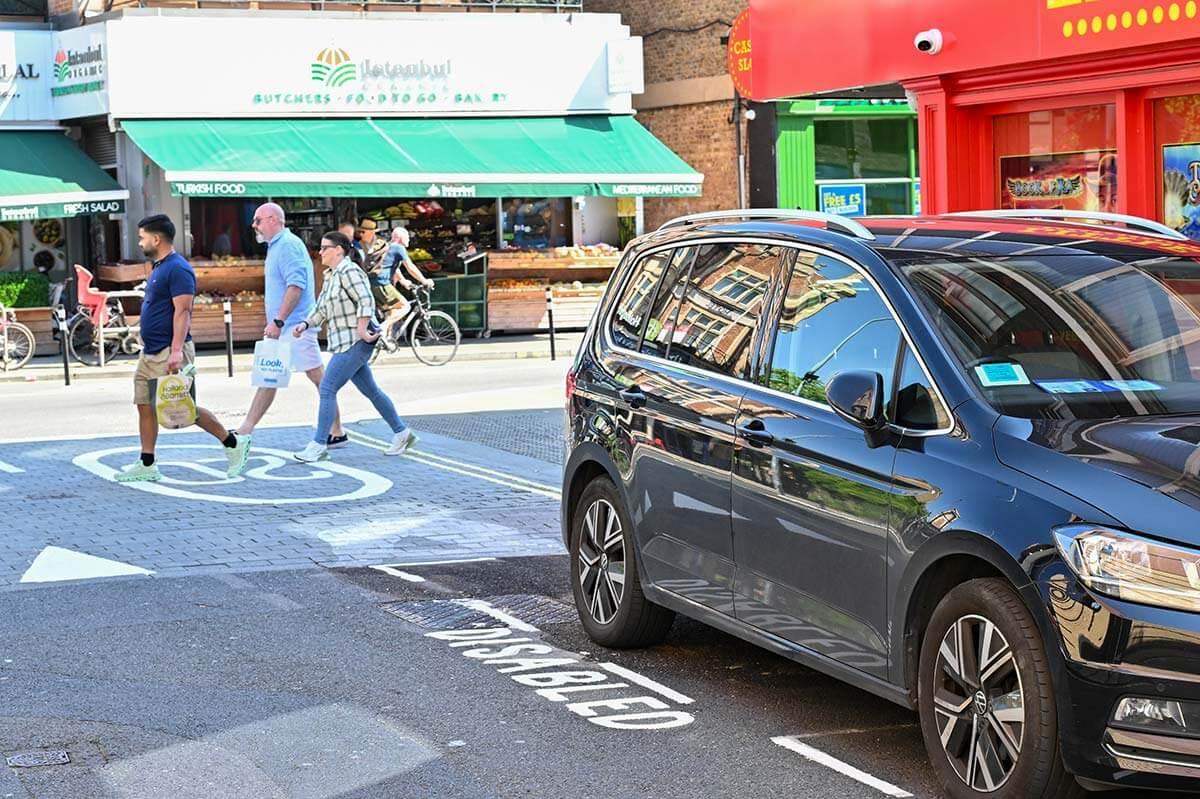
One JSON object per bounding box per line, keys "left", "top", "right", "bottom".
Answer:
{"left": 562, "top": 209, "right": 1200, "bottom": 799}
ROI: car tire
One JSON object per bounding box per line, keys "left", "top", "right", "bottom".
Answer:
{"left": 918, "top": 578, "right": 1084, "bottom": 799}
{"left": 569, "top": 476, "right": 674, "bottom": 648}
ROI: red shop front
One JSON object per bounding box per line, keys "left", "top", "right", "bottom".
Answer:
{"left": 741, "top": 0, "right": 1200, "bottom": 237}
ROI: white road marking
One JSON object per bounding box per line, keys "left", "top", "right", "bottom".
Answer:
{"left": 599, "top": 662, "right": 695, "bottom": 705}
{"left": 771, "top": 736, "right": 914, "bottom": 798}
{"left": 381, "top": 557, "right": 498, "bottom": 568}
{"left": 370, "top": 565, "right": 426, "bottom": 583}
{"left": 0, "top": 460, "right": 23, "bottom": 474}
{"left": 454, "top": 599, "right": 540, "bottom": 632}
{"left": 347, "top": 431, "right": 561, "bottom": 499}
{"left": 74, "top": 445, "right": 392, "bottom": 505}
{"left": 20, "top": 546, "right": 154, "bottom": 584}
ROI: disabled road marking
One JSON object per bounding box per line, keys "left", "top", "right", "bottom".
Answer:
{"left": 771, "top": 735, "right": 913, "bottom": 798}
{"left": 347, "top": 431, "right": 560, "bottom": 499}
{"left": 21, "top": 546, "right": 154, "bottom": 584}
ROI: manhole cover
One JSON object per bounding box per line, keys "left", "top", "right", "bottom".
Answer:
{"left": 487, "top": 594, "right": 577, "bottom": 626}
{"left": 382, "top": 600, "right": 496, "bottom": 630}
{"left": 6, "top": 750, "right": 70, "bottom": 768}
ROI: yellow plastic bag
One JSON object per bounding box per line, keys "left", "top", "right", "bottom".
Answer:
{"left": 151, "top": 365, "right": 197, "bottom": 429}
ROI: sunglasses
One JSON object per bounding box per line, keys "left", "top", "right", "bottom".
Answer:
{"left": 318, "top": 244, "right": 339, "bottom": 251}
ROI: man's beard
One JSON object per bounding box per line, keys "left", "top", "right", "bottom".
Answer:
{"left": 255, "top": 232, "right": 266, "bottom": 244}
{"left": 141, "top": 246, "right": 158, "bottom": 259}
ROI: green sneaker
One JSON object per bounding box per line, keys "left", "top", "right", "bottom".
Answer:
{"left": 116, "top": 462, "right": 161, "bottom": 483}
{"left": 226, "top": 433, "right": 252, "bottom": 478}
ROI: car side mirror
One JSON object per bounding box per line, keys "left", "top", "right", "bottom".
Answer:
{"left": 826, "top": 370, "right": 886, "bottom": 430}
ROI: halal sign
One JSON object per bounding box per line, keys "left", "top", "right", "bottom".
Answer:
{"left": 726, "top": 8, "right": 754, "bottom": 99}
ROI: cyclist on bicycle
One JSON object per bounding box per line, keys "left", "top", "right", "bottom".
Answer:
{"left": 377, "top": 227, "right": 434, "bottom": 336}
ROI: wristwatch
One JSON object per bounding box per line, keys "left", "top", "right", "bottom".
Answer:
{"left": 272, "top": 318, "right": 285, "bottom": 329}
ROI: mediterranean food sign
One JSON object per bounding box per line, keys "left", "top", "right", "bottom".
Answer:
{"left": 103, "top": 14, "right": 642, "bottom": 118}
{"left": 742, "top": 0, "right": 1200, "bottom": 100}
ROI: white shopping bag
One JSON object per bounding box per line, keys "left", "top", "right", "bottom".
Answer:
{"left": 251, "top": 338, "right": 293, "bottom": 389}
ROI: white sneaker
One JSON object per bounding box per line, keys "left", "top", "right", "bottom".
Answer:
{"left": 385, "top": 429, "right": 418, "bottom": 456}
{"left": 294, "top": 441, "right": 329, "bottom": 463}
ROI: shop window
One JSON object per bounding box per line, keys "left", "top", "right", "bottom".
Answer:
{"left": 815, "top": 118, "right": 911, "bottom": 180}
{"left": 865, "top": 183, "right": 912, "bottom": 215}
{"left": 993, "top": 105, "right": 1117, "bottom": 212}
{"left": 501, "top": 198, "right": 571, "bottom": 250}
{"left": 1155, "top": 95, "right": 1200, "bottom": 240}
{"left": 360, "top": 198, "right": 497, "bottom": 273}
{"left": 668, "top": 243, "right": 781, "bottom": 378}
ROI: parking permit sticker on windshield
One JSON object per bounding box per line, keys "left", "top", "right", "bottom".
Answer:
{"left": 974, "top": 363, "right": 1030, "bottom": 387}
{"left": 1035, "top": 379, "right": 1165, "bottom": 395}
{"left": 1036, "top": 380, "right": 1106, "bottom": 394}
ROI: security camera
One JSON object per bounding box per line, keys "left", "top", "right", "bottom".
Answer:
{"left": 914, "top": 28, "right": 944, "bottom": 55}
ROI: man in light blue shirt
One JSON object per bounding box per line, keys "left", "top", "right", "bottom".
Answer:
{"left": 237, "top": 202, "right": 345, "bottom": 446}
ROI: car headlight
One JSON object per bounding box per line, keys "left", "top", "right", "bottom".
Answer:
{"left": 1053, "top": 525, "right": 1200, "bottom": 613}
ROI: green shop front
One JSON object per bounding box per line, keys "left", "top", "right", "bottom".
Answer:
{"left": 122, "top": 115, "right": 700, "bottom": 337}
{"left": 774, "top": 98, "right": 919, "bottom": 217}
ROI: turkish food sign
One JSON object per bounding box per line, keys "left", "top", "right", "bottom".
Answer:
{"left": 744, "top": 0, "right": 1200, "bottom": 100}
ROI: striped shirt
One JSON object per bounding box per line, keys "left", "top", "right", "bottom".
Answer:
{"left": 307, "top": 258, "right": 376, "bottom": 353}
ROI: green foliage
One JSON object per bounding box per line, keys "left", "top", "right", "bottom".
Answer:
{"left": 0, "top": 272, "right": 50, "bottom": 309}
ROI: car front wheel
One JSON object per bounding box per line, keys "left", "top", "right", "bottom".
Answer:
{"left": 918, "top": 578, "right": 1083, "bottom": 799}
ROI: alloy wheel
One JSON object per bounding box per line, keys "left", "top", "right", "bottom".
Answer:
{"left": 577, "top": 498, "right": 627, "bottom": 625}
{"left": 933, "top": 614, "right": 1026, "bottom": 792}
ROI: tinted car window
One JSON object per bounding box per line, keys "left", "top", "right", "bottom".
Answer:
{"left": 767, "top": 252, "right": 902, "bottom": 405}
{"left": 891, "top": 346, "right": 950, "bottom": 430}
{"left": 902, "top": 255, "right": 1200, "bottom": 419}
{"left": 610, "top": 249, "right": 677, "bottom": 351}
{"left": 666, "top": 243, "right": 782, "bottom": 378}
{"left": 640, "top": 248, "right": 695, "bottom": 359}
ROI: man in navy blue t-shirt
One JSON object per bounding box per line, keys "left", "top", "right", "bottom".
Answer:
{"left": 115, "top": 214, "right": 252, "bottom": 483}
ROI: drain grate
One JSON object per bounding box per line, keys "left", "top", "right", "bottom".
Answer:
{"left": 382, "top": 594, "right": 576, "bottom": 631}
{"left": 382, "top": 600, "right": 496, "bottom": 631}
{"left": 7, "top": 750, "right": 70, "bottom": 768}
{"left": 487, "top": 594, "right": 577, "bottom": 626}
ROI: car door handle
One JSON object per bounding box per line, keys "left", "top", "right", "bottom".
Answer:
{"left": 618, "top": 386, "right": 647, "bottom": 409}
{"left": 737, "top": 420, "right": 775, "bottom": 447}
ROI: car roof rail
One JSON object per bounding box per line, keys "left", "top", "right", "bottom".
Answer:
{"left": 950, "top": 209, "right": 1188, "bottom": 241}
{"left": 656, "top": 209, "right": 877, "bottom": 241}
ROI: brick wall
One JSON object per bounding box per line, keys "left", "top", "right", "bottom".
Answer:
{"left": 638, "top": 103, "right": 745, "bottom": 230}
{"left": 589, "top": 0, "right": 744, "bottom": 221}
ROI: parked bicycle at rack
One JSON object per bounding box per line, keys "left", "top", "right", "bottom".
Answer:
{"left": 370, "top": 285, "right": 461, "bottom": 367}
{"left": 0, "top": 304, "right": 35, "bottom": 372}
{"left": 65, "top": 265, "right": 144, "bottom": 367}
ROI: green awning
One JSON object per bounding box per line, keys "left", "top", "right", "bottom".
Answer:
{"left": 0, "top": 131, "right": 128, "bottom": 222}
{"left": 122, "top": 117, "right": 703, "bottom": 199}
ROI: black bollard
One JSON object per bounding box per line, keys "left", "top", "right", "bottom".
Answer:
{"left": 56, "top": 306, "right": 70, "bottom": 386}
{"left": 223, "top": 299, "right": 234, "bottom": 378}
{"left": 545, "top": 285, "right": 556, "bottom": 362}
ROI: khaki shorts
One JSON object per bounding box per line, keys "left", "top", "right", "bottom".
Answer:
{"left": 133, "top": 341, "right": 196, "bottom": 406}
{"left": 372, "top": 283, "right": 406, "bottom": 310}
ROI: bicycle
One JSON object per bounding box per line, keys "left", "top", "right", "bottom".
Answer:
{"left": 65, "top": 265, "right": 144, "bottom": 367}
{"left": 370, "top": 285, "right": 461, "bottom": 367}
{"left": 0, "top": 304, "right": 35, "bottom": 372}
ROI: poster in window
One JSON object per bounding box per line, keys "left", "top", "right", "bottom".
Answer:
{"left": 999, "top": 150, "right": 1117, "bottom": 212}
{"left": 1162, "top": 143, "right": 1200, "bottom": 240}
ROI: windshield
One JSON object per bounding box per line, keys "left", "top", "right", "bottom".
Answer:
{"left": 901, "top": 254, "right": 1200, "bottom": 420}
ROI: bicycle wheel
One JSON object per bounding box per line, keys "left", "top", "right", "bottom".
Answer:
{"left": 410, "top": 310, "right": 460, "bottom": 367}
{"left": 67, "top": 314, "right": 120, "bottom": 367}
{"left": 0, "top": 322, "right": 35, "bottom": 370}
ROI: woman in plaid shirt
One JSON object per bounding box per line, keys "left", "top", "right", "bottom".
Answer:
{"left": 292, "top": 231, "right": 416, "bottom": 462}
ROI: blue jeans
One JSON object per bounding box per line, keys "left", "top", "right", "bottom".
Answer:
{"left": 314, "top": 339, "right": 407, "bottom": 445}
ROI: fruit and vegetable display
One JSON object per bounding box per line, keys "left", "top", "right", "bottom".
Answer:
{"left": 33, "top": 219, "right": 63, "bottom": 247}
{"left": 194, "top": 291, "right": 263, "bottom": 305}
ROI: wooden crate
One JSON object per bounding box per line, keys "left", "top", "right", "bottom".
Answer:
{"left": 97, "top": 262, "right": 151, "bottom": 284}
{"left": 13, "top": 307, "right": 57, "bottom": 357}
{"left": 190, "top": 300, "right": 267, "bottom": 345}
{"left": 487, "top": 286, "right": 604, "bottom": 332}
